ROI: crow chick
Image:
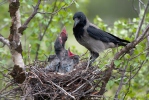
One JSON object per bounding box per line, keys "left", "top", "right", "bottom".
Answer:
{"left": 73, "top": 12, "right": 130, "bottom": 70}
{"left": 59, "top": 48, "right": 79, "bottom": 73}
{"left": 46, "top": 27, "right": 68, "bottom": 72}
{"left": 54, "top": 26, "right": 68, "bottom": 59}
{"left": 68, "top": 48, "right": 79, "bottom": 65}
{"left": 45, "top": 55, "right": 60, "bottom": 72}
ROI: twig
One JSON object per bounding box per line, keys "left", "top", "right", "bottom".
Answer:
{"left": 37, "top": 0, "right": 75, "bottom": 15}
{"left": 47, "top": 81, "right": 76, "bottom": 100}
{"left": 146, "top": 36, "right": 149, "bottom": 56}
{"left": 29, "top": 71, "right": 44, "bottom": 85}
{"left": 114, "top": 63, "right": 128, "bottom": 99}
{"left": 28, "top": 44, "right": 31, "bottom": 64}
{"left": 135, "top": 0, "right": 149, "bottom": 39}
{"left": 0, "top": 23, "right": 9, "bottom": 30}
{"left": 123, "top": 65, "right": 132, "bottom": 99}
{"left": 0, "top": 34, "right": 10, "bottom": 47}
{"left": 72, "top": 83, "right": 86, "bottom": 93}
{"left": 18, "top": 0, "right": 41, "bottom": 33}
{"left": 0, "top": 82, "right": 14, "bottom": 94}
{"left": 132, "top": 0, "right": 139, "bottom": 15}
{"left": 0, "top": 0, "right": 7, "bottom": 6}
{"left": 125, "top": 61, "right": 145, "bottom": 83}
{"left": 67, "top": 77, "right": 80, "bottom": 86}
{"left": 139, "top": 0, "right": 146, "bottom": 8}
{"left": 35, "top": 0, "right": 57, "bottom": 60}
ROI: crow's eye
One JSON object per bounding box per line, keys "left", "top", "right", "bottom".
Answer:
{"left": 78, "top": 16, "right": 82, "bottom": 19}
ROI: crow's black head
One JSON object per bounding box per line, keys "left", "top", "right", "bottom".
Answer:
{"left": 73, "top": 12, "right": 87, "bottom": 28}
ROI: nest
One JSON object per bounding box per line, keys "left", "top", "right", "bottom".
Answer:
{"left": 0, "top": 59, "right": 110, "bottom": 100}
{"left": 21, "top": 60, "right": 107, "bottom": 100}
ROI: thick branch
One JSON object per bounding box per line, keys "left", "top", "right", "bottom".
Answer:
{"left": 9, "top": 0, "right": 24, "bottom": 68}
{"left": 99, "top": 24, "right": 149, "bottom": 95}
{"left": 8, "top": 0, "right": 26, "bottom": 84}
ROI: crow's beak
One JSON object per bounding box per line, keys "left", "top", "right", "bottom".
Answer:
{"left": 73, "top": 18, "right": 80, "bottom": 28}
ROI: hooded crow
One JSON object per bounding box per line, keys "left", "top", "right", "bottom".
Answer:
{"left": 73, "top": 12, "right": 130, "bottom": 70}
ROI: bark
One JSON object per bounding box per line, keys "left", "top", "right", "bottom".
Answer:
{"left": 8, "top": 0, "right": 25, "bottom": 84}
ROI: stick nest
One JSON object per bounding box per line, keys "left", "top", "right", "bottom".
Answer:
{"left": 0, "top": 59, "right": 109, "bottom": 100}
{"left": 22, "top": 60, "right": 105, "bottom": 100}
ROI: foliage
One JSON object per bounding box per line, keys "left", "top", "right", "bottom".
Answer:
{"left": 0, "top": 0, "right": 149, "bottom": 100}
{"left": 93, "top": 12, "right": 149, "bottom": 99}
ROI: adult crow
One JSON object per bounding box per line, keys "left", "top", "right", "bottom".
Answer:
{"left": 73, "top": 12, "right": 130, "bottom": 70}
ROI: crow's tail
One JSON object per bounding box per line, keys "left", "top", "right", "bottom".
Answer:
{"left": 117, "top": 39, "right": 130, "bottom": 46}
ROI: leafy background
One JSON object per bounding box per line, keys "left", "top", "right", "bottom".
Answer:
{"left": 0, "top": 0, "right": 149, "bottom": 99}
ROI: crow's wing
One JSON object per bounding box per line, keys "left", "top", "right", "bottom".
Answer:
{"left": 87, "top": 25, "right": 129, "bottom": 44}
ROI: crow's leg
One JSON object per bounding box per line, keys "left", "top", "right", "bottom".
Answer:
{"left": 86, "top": 51, "right": 99, "bottom": 71}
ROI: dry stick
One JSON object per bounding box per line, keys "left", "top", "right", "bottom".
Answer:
{"left": 47, "top": 81, "right": 76, "bottom": 100}
{"left": 29, "top": 71, "right": 44, "bottom": 85}
{"left": 0, "top": 86, "right": 20, "bottom": 97}
{"left": 67, "top": 77, "right": 81, "bottom": 86}
{"left": 0, "top": 82, "right": 14, "bottom": 94}
{"left": 72, "top": 83, "right": 86, "bottom": 93}
{"left": 135, "top": 0, "right": 149, "bottom": 39}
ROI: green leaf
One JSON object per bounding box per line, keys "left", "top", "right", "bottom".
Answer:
{"left": 107, "top": 80, "right": 114, "bottom": 89}
{"left": 114, "top": 60, "right": 122, "bottom": 67}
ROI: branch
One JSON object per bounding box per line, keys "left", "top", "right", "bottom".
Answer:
{"left": 99, "top": 24, "right": 149, "bottom": 95}
{"left": 18, "top": 0, "right": 41, "bottom": 33}
{"left": 35, "top": 0, "right": 57, "bottom": 60}
{"left": 47, "top": 81, "right": 76, "bottom": 100}
{"left": 35, "top": 0, "right": 75, "bottom": 60}
{"left": 135, "top": 0, "right": 149, "bottom": 39}
{"left": 114, "top": 64, "right": 127, "bottom": 99}
{"left": 7, "top": 0, "right": 27, "bottom": 84}
{"left": 0, "top": 34, "right": 10, "bottom": 47}
{"left": 8, "top": 0, "right": 24, "bottom": 68}
{"left": 37, "top": 0, "right": 75, "bottom": 15}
